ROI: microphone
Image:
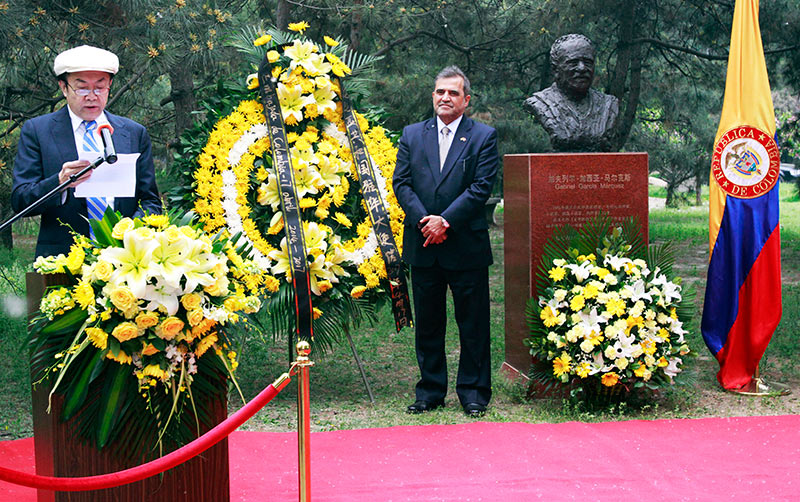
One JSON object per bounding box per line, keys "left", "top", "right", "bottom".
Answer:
{"left": 97, "top": 124, "right": 118, "bottom": 164}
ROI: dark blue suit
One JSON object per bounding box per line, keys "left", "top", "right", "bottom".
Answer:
{"left": 12, "top": 107, "right": 162, "bottom": 257}
{"left": 393, "top": 115, "right": 498, "bottom": 406}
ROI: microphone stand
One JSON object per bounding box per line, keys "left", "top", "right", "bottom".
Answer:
{"left": 0, "top": 154, "right": 112, "bottom": 234}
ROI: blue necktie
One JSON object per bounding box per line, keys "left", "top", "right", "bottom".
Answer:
{"left": 82, "top": 120, "right": 107, "bottom": 238}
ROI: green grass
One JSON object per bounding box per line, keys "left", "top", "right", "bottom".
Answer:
{"left": 1, "top": 196, "right": 799, "bottom": 438}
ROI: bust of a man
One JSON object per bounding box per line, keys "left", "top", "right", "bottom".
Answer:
{"left": 524, "top": 34, "right": 619, "bottom": 152}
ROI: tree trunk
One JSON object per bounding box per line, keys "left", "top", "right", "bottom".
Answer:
{"left": 0, "top": 223, "right": 12, "bottom": 250}
{"left": 695, "top": 171, "right": 703, "bottom": 206}
{"left": 167, "top": 64, "right": 197, "bottom": 145}
{"left": 666, "top": 185, "right": 675, "bottom": 208}
{"left": 350, "top": 0, "right": 364, "bottom": 52}
{"left": 608, "top": 0, "right": 645, "bottom": 151}
{"left": 276, "top": 0, "right": 290, "bottom": 30}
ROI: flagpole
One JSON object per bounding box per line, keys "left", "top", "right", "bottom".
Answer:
{"left": 727, "top": 364, "right": 791, "bottom": 396}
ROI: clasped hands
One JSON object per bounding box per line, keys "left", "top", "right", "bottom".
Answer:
{"left": 419, "top": 215, "right": 449, "bottom": 247}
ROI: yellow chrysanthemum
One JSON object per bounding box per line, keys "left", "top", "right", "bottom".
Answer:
{"left": 141, "top": 214, "right": 170, "bottom": 228}
{"left": 287, "top": 21, "right": 310, "bottom": 33}
{"left": 333, "top": 212, "right": 352, "bottom": 228}
{"left": 604, "top": 297, "right": 626, "bottom": 317}
{"left": 86, "top": 327, "right": 108, "bottom": 350}
{"left": 601, "top": 372, "right": 620, "bottom": 387}
{"left": 66, "top": 244, "right": 85, "bottom": 274}
{"left": 553, "top": 353, "right": 572, "bottom": 377}
{"left": 570, "top": 294, "right": 585, "bottom": 312}
{"left": 142, "top": 363, "right": 168, "bottom": 380}
{"left": 195, "top": 333, "right": 218, "bottom": 358}
{"left": 540, "top": 306, "right": 561, "bottom": 328}
{"left": 73, "top": 280, "right": 94, "bottom": 310}
{"left": 106, "top": 349, "right": 133, "bottom": 365}
{"left": 253, "top": 34, "right": 272, "bottom": 46}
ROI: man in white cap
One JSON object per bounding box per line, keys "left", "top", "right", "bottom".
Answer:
{"left": 11, "top": 45, "right": 162, "bottom": 257}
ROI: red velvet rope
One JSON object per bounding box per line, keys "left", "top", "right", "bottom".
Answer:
{"left": 0, "top": 383, "right": 282, "bottom": 491}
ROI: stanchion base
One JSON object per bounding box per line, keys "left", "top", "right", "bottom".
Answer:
{"left": 727, "top": 377, "right": 792, "bottom": 397}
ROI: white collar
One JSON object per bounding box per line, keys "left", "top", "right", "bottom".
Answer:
{"left": 437, "top": 115, "right": 463, "bottom": 136}
{"left": 66, "top": 106, "right": 109, "bottom": 133}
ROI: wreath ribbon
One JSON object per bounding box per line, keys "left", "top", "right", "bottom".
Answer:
{"left": 339, "top": 83, "right": 412, "bottom": 331}
{"left": 258, "top": 55, "right": 314, "bottom": 341}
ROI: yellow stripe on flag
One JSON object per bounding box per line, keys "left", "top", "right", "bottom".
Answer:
{"left": 709, "top": 0, "right": 775, "bottom": 255}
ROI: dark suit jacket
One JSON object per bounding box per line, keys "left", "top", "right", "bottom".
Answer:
{"left": 393, "top": 116, "right": 499, "bottom": 270}
{"left": 11, "top": 107, "right": 162, "bottom": 257}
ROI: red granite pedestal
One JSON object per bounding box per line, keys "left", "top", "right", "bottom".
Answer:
{"left": 502, "top": 153, "right": 649, "bottom": 384}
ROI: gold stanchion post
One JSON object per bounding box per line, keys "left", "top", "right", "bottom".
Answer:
{"left": 295, "top": 341, "right": 314, "bottom": 501}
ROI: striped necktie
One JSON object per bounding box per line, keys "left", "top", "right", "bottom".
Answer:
{"left": 82, "top": 120, "right": 107, "bottom": 238}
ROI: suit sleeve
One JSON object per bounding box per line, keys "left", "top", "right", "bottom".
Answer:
{"left": 392, "top": 126, "right": 427, "bottom": 226}
{"left": 132, "top": 126, "right": 162, "bottom": 217}
{"left": 11, "top": 120, "right": 63, "bottom": 215}
{"left": 440, "top": 127, "right": 499, "bottom": 229}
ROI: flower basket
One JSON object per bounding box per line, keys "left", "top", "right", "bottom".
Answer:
{"left": 524, "top": 214, "right": 694, "bottom": 403}
{"left": 29, "top": 210, "right": 263, "bottom": 457}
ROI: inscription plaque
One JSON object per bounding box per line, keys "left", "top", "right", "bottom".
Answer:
{"left": 502, "top": 153, "right": 649, "bottom": 379}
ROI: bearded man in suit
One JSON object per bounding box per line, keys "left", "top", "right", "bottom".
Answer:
{"left": 393, "top": 66, "right": 499, "bottom": 417}
{"left": 12, "top": 45, "right": 162, "bottom": 258}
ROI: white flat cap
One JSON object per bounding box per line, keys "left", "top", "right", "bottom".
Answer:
{"left": 53, "top": 45, "right": 119, "bottom": 76}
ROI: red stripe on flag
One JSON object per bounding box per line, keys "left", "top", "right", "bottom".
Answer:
{"left": 715, "top": 225, "right": 782, "bottom": 389}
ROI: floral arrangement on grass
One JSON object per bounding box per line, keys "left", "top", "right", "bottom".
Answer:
{"left": 525, "top": 216, "right": 693, "bottom": 399}
{"left": 170, "top": 22, "right": 403, "bottom": 350}
{"left": 30, "top": 210, "right": 264, "bottom": 452}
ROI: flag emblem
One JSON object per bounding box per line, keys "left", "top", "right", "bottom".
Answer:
{"left": 711, "top": 125, "right": 779, "bottom": 199}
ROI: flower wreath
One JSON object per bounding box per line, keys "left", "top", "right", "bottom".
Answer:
{"left": 171, "top": 24, "right": 404, "bottom": 349}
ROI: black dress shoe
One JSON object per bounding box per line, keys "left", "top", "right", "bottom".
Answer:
{"left": 406, "top": 400, "right": 445, "bottom": 414}
{"left": 462, "top": 402, "right": 486, "bottom": 417}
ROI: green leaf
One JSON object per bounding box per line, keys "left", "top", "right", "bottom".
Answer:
{"left": 96, "top": 366, "right": 128, "bottom": 448}
{"left": 40, "top": 307, "right": 89, "bottom": 336}
{"left": 62, "top": 350, "right": 104, "bottom": 420}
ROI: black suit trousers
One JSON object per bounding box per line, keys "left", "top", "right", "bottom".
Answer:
{"left": 411, "top": 263, "right": 492, "bottom": 406}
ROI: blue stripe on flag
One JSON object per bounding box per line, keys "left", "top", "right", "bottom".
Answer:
{"left": 701, "top": 182, "right": 780, "bottom": 354}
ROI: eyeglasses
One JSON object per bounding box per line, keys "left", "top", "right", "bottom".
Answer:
{"left": 66, "top": 82, "right": 110, "bottom": 97}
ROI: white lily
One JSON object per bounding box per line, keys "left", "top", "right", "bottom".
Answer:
{"left": 604, "top": 254, "right": 632, "bottom": 272}
{"left": 565, "top": 260, "right": 593, "bottom": 282}
{"left": 102, "top": 228, "right": 160, "bottom": 298}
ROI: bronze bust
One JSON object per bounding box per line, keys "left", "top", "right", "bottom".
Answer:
{"left": 524, "top": 34, "right": 619, "bottom": 152}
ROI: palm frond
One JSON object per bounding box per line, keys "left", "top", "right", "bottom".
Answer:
{"left": 534, "top": 223, "right": 574, "bottom": 296}
{"left": 647, "top": 239, "right": 677, "bottom": 277}
{"left": 574, "top": 212, "right": 614, "bottom": 255}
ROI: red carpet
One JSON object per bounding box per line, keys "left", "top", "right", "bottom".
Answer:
{"left": 2, "top": 415, "right": 799, "bottom": 500}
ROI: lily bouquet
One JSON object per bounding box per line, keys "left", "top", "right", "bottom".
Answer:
{"left": 525, "top": 218, "right": 692, "bottom": 395}
{"left": 31, "top": 210, "right": 263, "bottom": 452}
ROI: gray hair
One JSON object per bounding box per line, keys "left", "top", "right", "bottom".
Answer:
{"left": 435, "top": 65, "right": 471, "bottom": 96}
{"left": 550, "top": 34, "right": 595, "bottom": 68}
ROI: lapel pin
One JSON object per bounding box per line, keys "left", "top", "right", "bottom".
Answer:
{"left": 460, "top": 137, "right": 466, "bottom": 142}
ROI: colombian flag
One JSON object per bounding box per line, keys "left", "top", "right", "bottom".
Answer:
{"left": 701, "top": 0, "right": 782, "bottom": 390}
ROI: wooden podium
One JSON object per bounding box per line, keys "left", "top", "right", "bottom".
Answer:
{"left": 502, "top": 153, "right": 649, "bottom": 381}
{"left": 26, "top": 272, "right": 230, "bottom": 502}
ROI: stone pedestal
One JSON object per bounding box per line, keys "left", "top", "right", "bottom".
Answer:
{"left": 26, "top": 273, "right": 230, "bottom": 502}
{"left": 502, "top": 153, "right": 649, "bottom": 380}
